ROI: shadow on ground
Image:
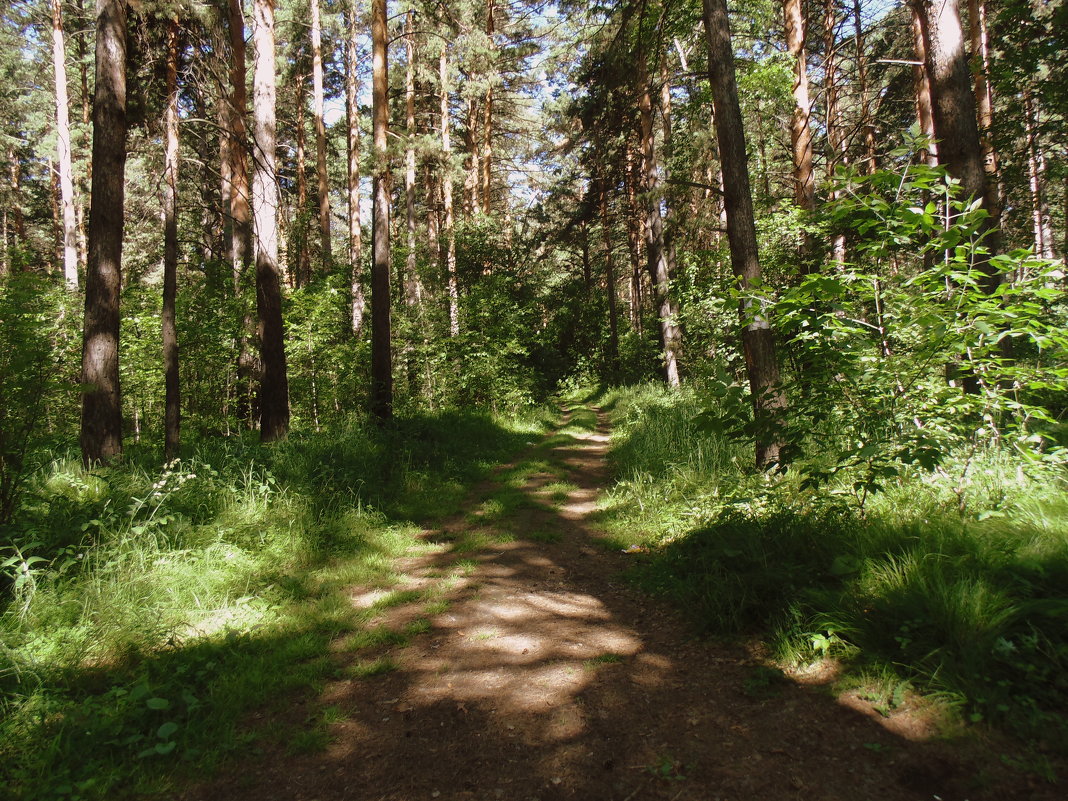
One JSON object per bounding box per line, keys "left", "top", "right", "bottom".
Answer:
{"left": 179, "top": 408, "right": 1055, "bottom": 801}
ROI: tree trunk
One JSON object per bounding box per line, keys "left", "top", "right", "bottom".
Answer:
{"left": 481, "top": 0, "right": 495, "bottom": 215}
{"left": 162, "top": 17, "right": 181, "bottom": 460}
{"left": 701, "top": 0, "right": 786, "bottom": 468}
{"left": 404, "top": 9, "right": 422, "bottom": 306}
{"left": 310, "top": 0, "right": 331, "bottom": 268}
{"left": 599, "top": 175, "right": 620, "bottom": 378}
{"left": 624, "top": 140, "right": 643, "bottom": 331}
{"left": 852, "top": 0, "right": 877, "bottom": 173}
{"left": 910, "top": 0, "right": 997, "bottom": 290}
{"left": 51, "top": 0, "right": 78, "bottom": 288}
{"left": 252, "top": 0, "right": 290, "bottom": 441}
{"left": 910, "top": 9, "right": 938, "bottom": 168}
{"left": 440, "top": 45, "right": 459, "bottom": 337}
{"left": 783, "top": 0, "right": 815, "bottom": 213}
{"left": 966, "top": 0, "right": 1002, "bottom": 236}
{"left": 1024, "top": 92, "right": 1054, "bottom": 259}
{"left": 370, "top": 0, "right": 392, "bottom": 422}
{"left": 294, "top": 64, "right": 310, "bottom": 287}
{"left": 345, "top": 0, "right": 365, "bottom": 334}
{"left": 637, "top": 66, "right": 681, "bottom": 387}
{"left": 81, "top": 0, "right": 128, "bottom": 465}
{"left": 824, "top": 0, "right": 846, "bottom": 264}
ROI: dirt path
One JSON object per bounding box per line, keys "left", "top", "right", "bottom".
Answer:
{"left": 184, "top": 407, "right": 1054, "bottom": 801}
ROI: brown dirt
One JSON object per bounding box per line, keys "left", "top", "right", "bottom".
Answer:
{"left": 181, "top": 408, "right": 1061, "bottom": 801}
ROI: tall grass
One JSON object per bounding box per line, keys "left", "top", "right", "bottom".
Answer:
{"left": 600, "top": 383, "right": 1068, "bottom": 746}
{"left": 0, "top": 406, "right": 551, "bottom": 800}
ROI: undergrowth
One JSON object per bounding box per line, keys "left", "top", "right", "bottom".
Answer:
{"left": 597, "top": 383, "right": 1068, "bottom": 753}
{"left": 0, "top": 406, "right": 551, "bottom": 800}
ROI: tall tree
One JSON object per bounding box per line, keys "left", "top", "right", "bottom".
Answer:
{"left": 370, "top": 0, "right": 392, "bottom": 420}
{"left": 701, "top": 0, "right": 786, "bottom": 468}
{"left": 440, "top": 44, "right": 459, "bottom": 337}
{"left": 783, "top": 0, "right": 815, "bottom": 215}
{"left": 909, "top": 0, "right": 998, "bottom": 289}
{"left": 310, "top": 0, "right": 332, "bottom": 267}
{"left": 345, "top": 0, "right": 365, "bottom": 334}
{"left": 252, "top": 0, "right": 291, "bottom": 440}
{"left": 50, "top": 0, "right": 78, "bottom": 287}
{"left": 162, "top": 16, "right": 181, "bottom": 460}
{"left": 81, "top": 0, "right": 128, "bottom": 465}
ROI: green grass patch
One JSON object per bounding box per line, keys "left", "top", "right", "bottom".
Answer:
{"left": 347, "top": 656, "right": 399, "bottom": 678}
{"left": 602, "top": 383, "right": 1068, "bottom": 749}
{"left": 525, "top": 529, "right": 564, "bottom": 544}
{"left": 0, "top": 406, "right": 553, "bottom": 800}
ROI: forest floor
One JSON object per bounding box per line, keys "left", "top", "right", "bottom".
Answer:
{"left": 180, "top": 406, "right": 1060, "bottom": 801}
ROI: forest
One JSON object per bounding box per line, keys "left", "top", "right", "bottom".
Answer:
{"left": 1, "top": 0, "right": 1067, "bottom": 797}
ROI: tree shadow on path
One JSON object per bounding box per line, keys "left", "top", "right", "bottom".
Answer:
{"left": 183, "top": 408, "right": 1055, "bottom": 801}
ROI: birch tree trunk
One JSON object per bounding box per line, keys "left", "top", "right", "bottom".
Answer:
{"left": 252, "top": 0, "right": 290, "bottom": 441}
{"left": 51, "top": 0, "right": 78, "bottom": 288}
{"left": 370, "top": 0, "right": 392, "bottom": 421}
{"left": 81, "top": 0, "right": 128, "bottom": 465}
{"left": 702, "top": 0, "right": 786, "bottom": 468}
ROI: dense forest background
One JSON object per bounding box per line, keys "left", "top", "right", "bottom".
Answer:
{"left": 1, "top": 0, "right": 1067, "bottom": 796}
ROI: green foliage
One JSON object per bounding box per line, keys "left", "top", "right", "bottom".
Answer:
{"left": 603, "top": 382, "right": 1068, "bottom": 747}
{"left": 0, "top": 404, "right": 549, "bottom": 800}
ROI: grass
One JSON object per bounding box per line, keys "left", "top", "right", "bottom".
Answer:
{"left": 0, "top": 405, "right": 552, "bottom": 800}
{"left": 598, "top": 383, "right": 1068, "bottom": 751}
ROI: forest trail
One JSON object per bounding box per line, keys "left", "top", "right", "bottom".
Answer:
{"left": 183, "top": 406, "right": 1050, "bottom": 801}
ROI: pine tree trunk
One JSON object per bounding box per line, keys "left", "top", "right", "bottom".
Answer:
{"left": 910, "top": 0, "right": 998, "bottom": 290}
{"left": 370, "top": 0, "right": 392, "bottom": 422}
{"left": 824, "top": 0, "right": 845, "bottom": 264}
{"left": 252, "top": 0, "right": 290, "bottom": 441}
{"left": 345, "top": 0, "right": 365, "bottom": 335}
{"left": 162, "top": 17, "right": 181, "bottom": 460}
{"left": 910, "top": 8, "right": 938, "bottom": 168}
{"left": 51, "top": 0, "right": 78, "bottom": 288}
{"left": 310, "top": 0, "right": 331, "bottom": 268}
{"left": 295, "top": 65, "right": 310, "bottom": 287}
{"left": 852, "top": 0, "right": 877, "bottom": 173}
{"left": 440, "top": 46, "right": 459, "bottom": 337}
{"left": 967, "top": 0, "right": 1002, "bottom": 236}
{"left": 624, "top": 141, "right": 643, "bottom": 331}
{"left": 637, "top": 67, "right": 681, "bottom": 388}
{"left": 481, "top": 0, "right": 495, "bottom": 215}
{"left": 599, "top": 175, "right": 620, "bottom": 377}
{"left": 404, "top": 9, "right": 421, "bottom": 306}
{"left": 701, "top": 0, "right": 787, "bottom": 468}
{"left": 1024, "top": 92, "right": 1054, "bottom": 259}
{"left": 783, "top": 0, "right": 815, "bottom": 213}
{"left": 81, "top": 0, "right": 128, "bottom": 465}
{"left": 463, "top": 97, "right": 480, "bottom": 216}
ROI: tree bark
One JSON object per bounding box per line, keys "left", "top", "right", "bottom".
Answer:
{"left": 480, "top": 0, "right": 495, "bottom": 214}
{"left": 81, "top": 0, "right": 128, "bottom": 465}
{"left": 599, "top": 174, "right": 619, "bottom": 378}
{"left": 624, "top": 140, "right": 643, "bottom": 332}
{"left": 294, "top": 64, "right": 310, "bottom": 287}
{"left": 783, "top": 0, "right": 815, "bottom": 213}
{"left": 252, "top": 0, "right": 290, "bottom": 441}
{"left": 404, "top": 9, "right": 422, "bottom": 306}
{"left": 227, "top": 0, "right": 252, "bottom": 281}
{"left": 51, "top": 0, "right": 78, "bottom": 288}
{"left": 310, "top": 0, "right": 332, "bottom": 268}
{"left": 966, "top": 0, "right": 1002, "bottom": 236}
{"left": 824, "top": 0, "right": 846, "bottom": 264}
{"left": 637, "top": 65, "right": 681, "bottom": 387}
{"left": 1024, "top": 92, "right": 1054, "bottom": 259}
{"left": 701, "top": 0, "right": 787, "bottom": 468}
{"left": 370, "top": 0, "right": 392, "bottom": 421}
{"left": 910, "top": 0, "right": 997, "bottom": 290}
{"left": 910, "top": 8, "right": 938, "bottom": 168}
{"left": 162, "top": 17, "right": 181, "bottom": 460}
{"left": 440, "top": 45, "right": 460, "bottom": 337}
{"left": 345, "top": 0, "right": 365, "bottom": 334}
{"left": 852, "top": 0, "right": 877, "bottom": 173}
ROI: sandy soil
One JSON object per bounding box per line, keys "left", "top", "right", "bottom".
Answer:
{"left": 181, "top": 408, "right": 1061, "bottom": 801}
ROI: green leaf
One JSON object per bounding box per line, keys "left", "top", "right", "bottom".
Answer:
{"left": 146, "top": 697, "right": 170, "bottom": 711}
{"left": 154, "top": 741, "right": 177, "bottom": 755}
{"left": 157, "top": 721, "right": 179, "bottom": 740}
